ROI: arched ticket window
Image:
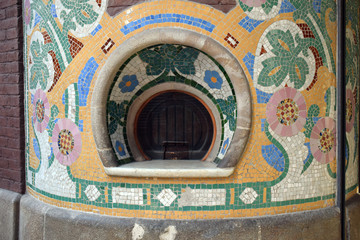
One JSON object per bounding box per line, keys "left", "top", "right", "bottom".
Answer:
{"left": 92, "top": 29, "right": 251, "bottom": 178}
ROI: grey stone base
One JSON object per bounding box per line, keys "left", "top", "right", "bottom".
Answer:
{"left": 0, "top": 188, "right": 22, "bottom": 240}
{"left": 0, "top": 191, "right": 358, "bottom": 239}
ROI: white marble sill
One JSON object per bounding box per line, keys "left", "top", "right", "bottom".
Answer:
{"left": 104, "top": 160, "right": 234, "bottom": 178}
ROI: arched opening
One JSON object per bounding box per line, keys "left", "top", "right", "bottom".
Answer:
{"left": 135, "top": 91, "right": 215, "bottom": 160}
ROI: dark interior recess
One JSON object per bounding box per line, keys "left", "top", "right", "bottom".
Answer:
{"left": 136, "top": 92, "right": 214, "bottom": 160}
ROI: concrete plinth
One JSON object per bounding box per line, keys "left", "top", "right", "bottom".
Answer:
{"left": 16, "top": 193, "right": 348, "bottom": 240}
{"left": 0, "top": 188, "right": 22, "bottom": 240}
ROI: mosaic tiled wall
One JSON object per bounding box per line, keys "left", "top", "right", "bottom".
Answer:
{"left": 24, "top": 0, "right": 359, "bottom": 219}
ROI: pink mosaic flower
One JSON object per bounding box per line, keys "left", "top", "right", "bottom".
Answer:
{"left": 240, "top": 0, "right": 267, "bottom": 7}
{"left": 310, "top": 117, "right": 336, "bottom": 164}
{"left": 52, "top": 118, "right": 82, "bottom": 166}
{"left": 346, "top": 89, "right": 355, "bottom": 132}
{"left": 266, "top": 87, "right": 307, "bottom": 137}
{"left": 25, "top": 0, "right": 31, "bottom": 25}
{"left": 33, "top": 89, "right": 50, "bottom": 133}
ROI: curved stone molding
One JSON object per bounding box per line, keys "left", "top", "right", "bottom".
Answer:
{"left": 91, "top": 28, "right": 251, "bottom": 175}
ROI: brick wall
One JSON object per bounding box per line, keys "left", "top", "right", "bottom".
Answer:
{"left": 107, "top": 0, "right": 236, "bottom": 16}
{"left": 0, "top": 0, "right": 25, "bottom": 194}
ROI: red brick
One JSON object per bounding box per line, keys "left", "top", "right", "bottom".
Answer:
{"left": 5, "top": 5, "right": 20, "bottom": 18}
{"left": 0, "top": 168, "right": 23, "bottom": 181}
{"left": 8, "top": 181, "right": 24, "bottom": 193}
{"left": 0, "top": 30, "right": 5, "bottom": 41}
{"left": 0, "top": 117, "right": 22, "bottom": 128}
{"left": 0, "top": 39, "right": 20, "bottom": 52}
{"left": 0, "top": 17, "right": 20, "bottom": 30}
{"left": 220, "top": 0, "right": 236, "bottom": 4}
{"left": 0, "top": 178, "right": 10, "bottom": 189}
{"left": 0, "top": 83, "right": 21, "bottom": 95}
{"left": 0, "top": 159, "right": 9, "bottom": 168}
{"left": 0, "top": 62, "right": 21, "bottom": 73}
{"left": 0, "top": 95, "right": 21, "bottom": 106}
{"left": 0, "top": 126, "right": 21, "bottom": 138}
{"left": 6, "top": 27, "right": 20, "bottom": 39}
{"left": 107, "top": 0, "right": 143, "bottom": 6}
{"left": 0, "top": 74, "right": 22, "bottom": 84}
{"left": 8, "top": 159, "right": 24, "bottom": 170}
{"left": 0, "top": 9, "right": 5, "bottom": 20}
{"left": 210, "top": 4, "right": 235, "bottom": 13}
{"left": 2, "top": 148, "right": 23, "bottom": 160}
{"left": 0, "top": 106, "right": 22, "bottom": 117}
{"left": 192, "top": 0, "right": 219, "bottom": 4}
{"left": 0, "top": 0, "right": 19, "bottom": 9}
{"left": 0, "top": 137, "right": 22, "bottom": 148}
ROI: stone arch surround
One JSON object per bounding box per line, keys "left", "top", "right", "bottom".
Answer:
{"left": 91, "top": 28, "right": 252, "bottom": 176}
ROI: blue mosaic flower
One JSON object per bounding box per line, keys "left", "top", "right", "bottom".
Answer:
{"left": 221, "top": 138, "right": 230, "bottom": 155}
{"left": 118, "top": 75, "right": 138, "bottom": 93}
{"left": 204, "top": 70, "right": 223, "bottom": 89}
{"left": 115, "top": 141, "right": 126, "bottom": 156}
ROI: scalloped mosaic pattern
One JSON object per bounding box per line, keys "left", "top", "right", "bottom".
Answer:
{"left": 24, "top": 0, "right": 359, "bottom": 220}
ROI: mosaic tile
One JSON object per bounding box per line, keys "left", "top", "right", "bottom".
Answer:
{"left": 120, "top": 14, "right": 215, "bottom": 35}
{"left": 224, "top": 33, "right": 239, "bottom": 48}
{"left": 23, "top": 0, "right": 358, "bottom": 220}
{"left": 101, "top": 38, "right": 115, "bottom": 54}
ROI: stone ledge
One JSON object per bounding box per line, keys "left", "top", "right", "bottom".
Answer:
{"left": 0, "top": 188, "right": 22, "bottom": 240}
{"left": 19, "top": 193, "right": 360, "bottom": 240}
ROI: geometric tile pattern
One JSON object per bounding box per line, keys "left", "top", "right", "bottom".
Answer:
{"left": 157, "top": 189, "right": 177, "bottom": 207}
{"left": 240, "top": 188, "right": 258, "bottom": 204}
{"left": 84, "top": 185, "right": 101, "bottom": 201}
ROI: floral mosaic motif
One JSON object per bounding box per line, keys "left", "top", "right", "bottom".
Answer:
{"left": 107, "top": 101, "right": 128, "bottom": 135}
{"left": 33, "top": 89, "right": 50, "bottom": 133}
{"left": 217, "top": 96, "right": 236, "bottom": 131}
{"left": 118, "top": 75, "right": 139, "bottom": 93}
{"left": 257, "top": 29, "right": 311, "bottom": 89}
{"left": 276, "top": 98, "right": 299, "bottom": 126}
{"left": 254, "top": 20, "right": 317, "bottom": 93}
{"left": 58, "top": 129, "right": 75, "bottom": 155}
{"left": 55, "top": 0, "right": 105, "bottom": 38}
{"left": 346, "top": 89, "right": 355, "bottom": 132}
{"left": 266, "top": 87, "right": 306, "bottom": 137}
{"left": 204, "top": 70, "right": 223, "bottom": 89}
{"left": 52, "top": 118, "right": 82, "bottom": 166}
{"left": 138, "top": 44, "right": 200, "bottom": 76}
{"left": 310, "top": 117, "right": 336, "bottom": 164}
{"left": 115, "top": 141, "right": 126, "bottom": 156}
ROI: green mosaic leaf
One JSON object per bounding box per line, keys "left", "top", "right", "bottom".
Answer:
{"left": 304, "top": 104, "right": 320, "bottom": 138}
{"left": 173, "top": 47, "right": 200, "bottom": 75}
{"left": 29, "top": 40, "right": 50, "bottom": 90}
{"left": 301, "top": 155, "right": 313, "bottom": 175}
{"left": 262, "top": 0, "right": 278, "bottom": 15}
{"left": 139, "top": 45, "right": 199, "bottom": 76}
{"left": 107, "top": 101, "right": 127, "bottom": 135}
{"left": 138, "top": 49, "right": 165, "bottom": 76}
{"left": 258, "top": 57, "right": 288, "bottom": 87}
{"left": 258, "top": 29, "right": 310, "bottom": 89}
{"left": 59, "top": 0, "right": 99, "bottom": 33}
{"left": 217, "top": 96, "right": 236, "bottom": 131}
{"left": 47, "top": 104, "right": 59, "bottom": 137}
{"left": 51, "top": 105, "right": 59, "bottom": 118}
